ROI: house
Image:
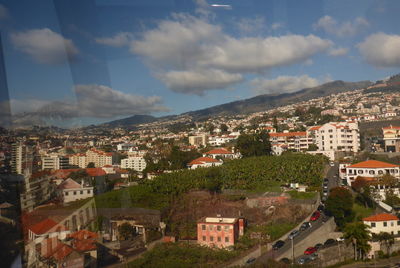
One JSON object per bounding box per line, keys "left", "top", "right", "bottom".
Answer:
{"left": 383, "top": 126, "right": 400, "bottom": 152}
{"left": 197, "top": 216, "right": 244, "bottom": 248}
{"left": 345, "top": 160, "right": 400, "bottom": 185}
{"left": 203, "top": 148, "right": 239, "bottom": 159}
{"left": 363, "top": 213, "right": 400, "bottom": 235}
{"left": 58, "top": 178, "right": 94, "bottom": 204}
{"left": 187, "top": 157, "right": 223, "bottom": 169}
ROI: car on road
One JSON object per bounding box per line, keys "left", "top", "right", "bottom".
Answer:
{"left": 300, "top": 221, "right": 311, "bottom": 231}
{"left": 317, "top": 204, "right": 324, "bottom": 211}
{"left": 272, "top": 240, "right": 285, "bottom": 250}
{"left": 310, "top": 211, "right": 320, "bottom": 221}
{"left": 321, "top": 195, "right": 327, "bottom": 202}
{"left": 324, "top": 238, "right": 336, "bottom": 246}
{"left": 309, "top": 252, "right": 318, "bottom": 260}
{"left": 245, "top": 257, "right": 256, "bottom": 265}
{"left": 329, "top": 161, "right": 335, "bottom": 166}
{"left": 280, "top": 258, "right": 290, "bottom": 264}
{"left": 314, "top": 243, "right": 323, "bottom": 250}
{"left": 323, "top": 181, "right": 328, "bottom": 186}
{"left": 288, "top": 230, "right": 300, "bottom": 239}
{"left": 304, "top": 247, "right": 317, "bottom": 255}
{"left": 297, "top": 256, "right": 311, "bottom": 265}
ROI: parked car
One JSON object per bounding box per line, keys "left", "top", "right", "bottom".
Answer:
{"left": 317, "top": 204, "right": 324, "bottom": 211}
{"left": 288, "top": 230, "right": 300, "bottom": 239}
{"left": 310, "top": 211, "right": 320, "bottom": 221}
{"left": 309, "top": 252, "right": 318, "bottom": 260}
{"left": 280, "top": 258, "right": 290, "bottom": 264}
{"left": 314, "top": 243, "right": 323, "bottom": 249}
{"left": 304, "top": 247, "right": 317, "bottom": 255}
{"left": 324, "top": 238, "right": 336, "bottom": 246}
{"left": 273, "top": 240, "right": 285, "bottom": 250}
{"left": 297, "top": 256, "right": 311, "bottom": 265}
{"left": 245, "top": 257, "right": 256, "bottom": 265}
{"left": 300, "top": 222, "right": 311, "bottom": 231}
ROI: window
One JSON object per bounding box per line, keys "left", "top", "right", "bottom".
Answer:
{"left": 202, "top": 236, "right": 206, "bottom": 241}
{"left": 378, "top": 170, "right": 384, "bottom": 175}
{"left": 369, "top": 170, "right": 375, "bottom": 175}
{"left": 210, "top": 236, "right": 214, "bottom": 242}
{"left": 80, "top": 191, "right": 83, "bottom": 194}
{"left": 87, "top": 190, "right": 91, "bottom": 194}
{"left": 209, "top": 225, "right": 213, "bottom": 230}
{"left": 225, "top": 237, "right": 229, "bottom": 242}
{"left": 358, "top": 170, "right": 363, "bottom": 174}
{"left": 217, "top": 226, "right": 221, "bottom": 231}
{"left": 65, "top": 191, "right": 69, "bottom": 196}
{"left": 202, "top": 225, "right": 206, "bottom": 230}
{"left": 383, "top": 222, "right": 387, "bottom": 227}
{"left": 371, "top": 222, "right": 376, "bottom": 227}
{"left": 73, "top": 191, "right": 77, "bottom": 195}
{"left": 391, "top": 222, "right": 394, "bottom": 226}
{"left": 224, "top": 226, "right": 229, "bottom": 231}
{"left": 218, "top": 237, "right": 221, "bottom": 242}
{"left": 397, "top": 221, "right": 400, "bottom": 226}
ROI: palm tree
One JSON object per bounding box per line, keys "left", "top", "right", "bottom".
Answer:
{"left": 343, "top": 222, "right": 371, "bottom": 260}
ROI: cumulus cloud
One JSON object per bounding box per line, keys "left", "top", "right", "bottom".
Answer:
{"left": 10, "top": 28, "right": 79, "bottom": 64}
{"left": 95, "top": 32, "right": 133, "bottom": 47}
{"left": 328, "top": 47, "right": 349, "bottom": 56}
{"left": 0, "top": 4, "right": 9, "bottom": 20}
{"left": 313, "top": 16, "right": 368, "bottom": 37}
{"left": 160, "top": 69, "right": 243, "bottom": 95}
{"left": 251, "top": 75, "right": 320, "bottom": 95}
{"left": 357, "top": 33, "right": 400, "bottom": 68}
{"left": 130, "top": 15, "right": 332, "bottom": 94}
{"left": 9, "top": 84, "right": 168, "bottom": 121}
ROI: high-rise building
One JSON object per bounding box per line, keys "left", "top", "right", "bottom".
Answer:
{"left": 315, "top": 121, "right": 360, "bottom": 153}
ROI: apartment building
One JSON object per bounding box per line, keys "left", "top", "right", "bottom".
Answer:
{"left": 197, "top": 216, "right": 244, "bottom": 248}
{"left": 269, "top": 131, "right": 314, "bottom": 151}
{"left": 121, "top": 156, "right": 147, "bottom": 171}
{"left": 41, "top": 155, "right": 69, "bottom": 170}
{"left": 69, "top": 148, "right": 113, "bottom": 168}
{"left": 383, "top": 125, "right": 400, "bottom": 152}
{"left": 11, "top": 142, "right": 33, "bottom": 175}
{"left": 315, "top": 121, "right": 360, "bottom": 153}
{"left": 188, "top": 134, "right": 208, "bottom": 147}
{"left": 345, "top": 160, "right": 400, "bottom": 186}
{"left": 20, "top": 171, "right": 53, "bottom": 212}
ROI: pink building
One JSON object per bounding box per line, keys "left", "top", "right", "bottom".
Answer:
{"left": 197, "top": 216, "right": 244, "bottom": 248}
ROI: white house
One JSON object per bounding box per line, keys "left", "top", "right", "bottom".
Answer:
{"left": 363, "top": 213, "right": 400, "bottom": 235}
{"left": 188, "top": 157, "right": 223, "bottom": 169}
{"left": 58, "top": 178, "right": 94, "bottom": 203}
{"left": 203, "top": 148, "right": 240, "bottom": 159}
{"left": 121, "top": 156, "right": 147, "bottom": 172}
{"left": 345, "top": 160, "right": 400, "bottom": 186}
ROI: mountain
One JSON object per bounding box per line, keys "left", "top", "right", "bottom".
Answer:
{"left": 100, "top": 114, "right": 157, "bottom": 128}
{"left": 102, "top": 80, "right": 372, "bottom": 127}
{"left": 183, "top": 80, "right": 372, "bottom": 119}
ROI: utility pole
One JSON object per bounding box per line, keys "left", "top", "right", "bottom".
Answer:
{"left": 291, "top": 237, "right": 295, "bottom": 265}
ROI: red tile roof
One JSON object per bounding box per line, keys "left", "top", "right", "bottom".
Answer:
{"left": 347, "top": 160, "right": 399, "bottom": 169}
{"left": 383, "top": 126, "right": 400, "bottom": 130}
{"left": 363, "top": 213, "right": 399, "bottom": 222}
{"left": 86, "top": 168, "right": 106, "bottom": 176}
{"left": 205, "top": 148, "right": 233, "bottom": 155}
{"left": 188, "top": 157, "right": 221, "bottom": 166}
{"left": 308, "top": 126, "right": 321, "bottom": 131}
{"left": 29, "top": 218, "right": 58, "bottom": 235}
{"left": 270, "top": 131, "right": 307, "bottom": 137}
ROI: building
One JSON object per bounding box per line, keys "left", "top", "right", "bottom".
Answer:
{"left": 188, "top": 134, "right": 208, "bottom": 147}
{"left": 269, "top": 131, "right": 314, "bottom": 151}
{"left": 121, "top": 156, "right": 147, "bottom": 171}
{"left": 117, "top": 143, "right": 135, "bottom": 151}
{"left": 345, "top": 160, "right": 400, "bottom": 186}
{"left": 187, "top": 157, "right": 223, "bottom": 169}
{"left": 383, "top": 126, "right": 400, "bottom": 152}
{"left": 20, "top": 171, "right": 53, "bottom": 212}
{"left": 363, "top": 213, "right": 400, "bottom": 235}
{"left": 203, "top": 148, "right": 240, "bottom": 159}
{"left": 11, "top": 142, "right": 33, "bottom": 175}
{"left": 58, "top": 178, "right": 94, "bottom": 204}
{"left": 42, "top": 155, "right": 69, "bottom": 170}
{"left": 315, "top": 121, "right": 360, "bottom": 153}
{"left": 69, "top": 148, "right": 113, "bottom": 168}
{"left": 197, "top": 216, "right": 244, "bottom": 248}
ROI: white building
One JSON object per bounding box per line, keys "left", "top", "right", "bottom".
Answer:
{"left": 69, "top": 148, "right": 113, "bottom": 168}
{"left": 41, "top": 155, "right": 69, "bottom": 170}
{"left": 315, "top": 121, "right": 360, "bottom": 153}
{"left": 117, "top": 143, "right": 134, "bottom": 151}
{"left": 203, "top": 148, "right": 240, "bottom": 159}
{"left": 121, "top": 156, "right": 147, "bottom": 171}
{"left": 383, "top": 125, "right": 400, "bottom": 152}
{"left": 189, "top": 134, "right": 208, "bottom": 147}
{"left": 188, "top": 157, "right": 223, "bottom": 169}
{"left": 345, "top": 160, "right": 400, "bottom": 186}
{"left": 58, "top": 178, "right": 94, "bottom": 203}
{"left": 363, "top": 213, "right": 400, "bottom": 235}
{"left": 269, "top": 131, "right": 314, "bottom": 151}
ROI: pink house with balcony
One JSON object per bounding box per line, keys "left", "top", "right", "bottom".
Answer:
{"left": 197, "top": 216, "right": 244, "bottom": 248}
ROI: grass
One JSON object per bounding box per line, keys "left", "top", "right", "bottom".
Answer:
{"left": 353, "top": 203, "right": 374, "bottom": 219}
{"left": 250, "top": 222, "right": 297, "bottom": 241}
{"left": 287, "top": 190, "right": 317, "bottom": 200}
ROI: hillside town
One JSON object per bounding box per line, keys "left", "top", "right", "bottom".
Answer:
{"left": 1, "top": 78, "right": 400, "bottom": 267}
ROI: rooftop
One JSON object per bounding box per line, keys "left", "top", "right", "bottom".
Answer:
{"left": 363, "top": 213, "right": 399, "bottom": 222}
{"left": 202, "top": 217, "right": 237, "bottom": 224}
{"left": 348, "top": 160, "right": 399, "bottom": 169}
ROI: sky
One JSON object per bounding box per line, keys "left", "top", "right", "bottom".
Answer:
{"left": 0, "top": 0, "right": 400, "bottom": 128}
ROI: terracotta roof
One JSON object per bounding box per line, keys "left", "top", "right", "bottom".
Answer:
{"left": 188, "top": 157, "right": 221, "bottom": 166}
{"left": 309, "top": 126, "right": 321, "bottom": 131}
{"left": 52, "top": 169, "right": 80, "bottom": 179}
{"left": 86, "top": 168, "right": 106, "bottom": 176}
{"left": 363, "top": 213, "right": 399, "bottom": 222}
{"left": 270, "top": 131, "right": 307, "bottom": 137}
{"left": 347, "top": 160, "right": 399, "bottom": 169}
{"left": 205, "top": 148, "right": 233, "bottom": 155}
{"left": 29, "top": 218, "right": 58, "bottom": 235}
{"left": 383, "top": 126, "right": 400, "bottom": 130}
{"left": 58, "top": 178, "right": 82, "bottom": 190}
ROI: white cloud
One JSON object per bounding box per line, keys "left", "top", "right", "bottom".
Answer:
{"left": 0, "top": 4, "right": 9, "bottom": 20}
{"left": 236, "top": 16, "right": 267, "bottom": 35}
{"left": 271, "top": 23, "right": 284, "bottom": 30}
{"left": 160, "top": 69, "right": 243, "bottom": 95}
{"left": 328, "top": 47, "right": 349, "bottom": 56}
{"left": 357, "top": 33, "right": 400, "bottom": 68}
{"left": 9, "top": 85, "right": 168, "bottom": 121}
{"left": 251, "top": 75, "right": 320, "bottom": 95}
{"left": 194, "top": 0, "right": 214, "bottom": 19}
{"left": 313, "top": 16, "right": 368, "bottom": 37}
{"left": 95, "top": 32, "right": 133, "bottom": 47}
{"left": 130, "top": 15, "right": 332, "bottom": 94}
{"left": 10, "top": 28, "right": 79, "bottom": 64}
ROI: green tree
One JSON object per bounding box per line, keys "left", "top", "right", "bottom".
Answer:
{"left": 236, "top": 131, "right": 271, "bottom": 157}
{"left": 220, "top": 124, "right": 229, "bottom": 134}
{"left": 343, "top": 222, "right": 371, "bottom": 260}
{"left": 307, "top": 144, "right": 318, "bottom": 151}
{"left": 375, "top": 232, "right": 395, "bottom": 256}
{"left": 118, "top": 222, "right": 136, "bottom": 240}
{"left": 325, "top": 187, "right": 355, "bottom": 229}
{"left": 87, "top": 162, "right": 95, "bottom": 168}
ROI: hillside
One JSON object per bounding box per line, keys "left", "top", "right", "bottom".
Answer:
{"left": 100, "top": 114, "right": 157, "bottom": 128}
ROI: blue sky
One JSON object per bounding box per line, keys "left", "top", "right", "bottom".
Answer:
{"left": 0, "top": 0, "right": 400, "bottom": 127}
